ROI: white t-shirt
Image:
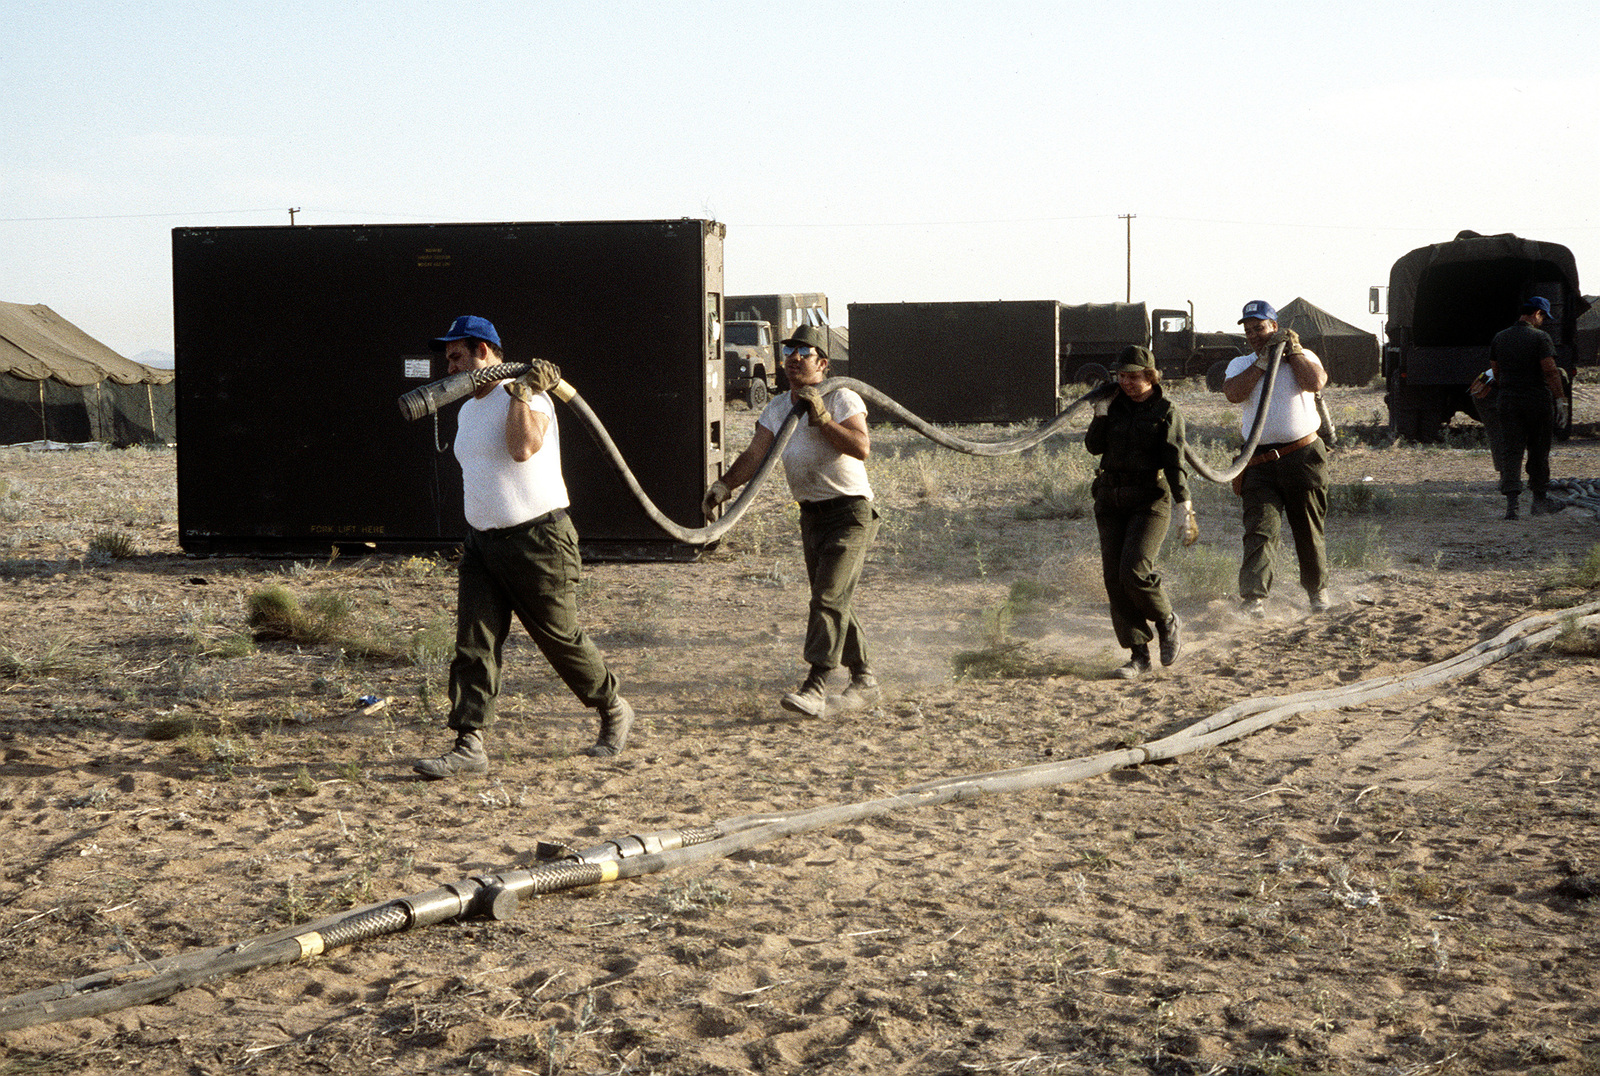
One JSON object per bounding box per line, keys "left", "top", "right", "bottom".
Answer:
{"left": 1224, "top": 348, "right": 1325, "bottom": 443}
{"left": 455, "top": 386, "right": 569, "bottom": 530}
{"left": 757, "top": 388, "right": 874, "bottom": 503}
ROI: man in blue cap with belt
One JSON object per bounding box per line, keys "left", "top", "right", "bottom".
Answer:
{"left": 413, "top": 316, "right": 634, "bottom": 779}
{"left": 1490, "top": 296, "right": 1566, "bottom": 519}
{"left": 1223, "top": 300, "right": 1331, "bottom": 618}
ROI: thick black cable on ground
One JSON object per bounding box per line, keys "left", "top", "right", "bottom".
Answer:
{"left": 4, "top": 600, "right": 1595, "bottom": 1032}
{"left": 397, "top": 345, "right": 1286, "bottom": 547}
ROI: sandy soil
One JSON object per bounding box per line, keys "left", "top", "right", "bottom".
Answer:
{"left": 2, "top": 381, "right": 1599, "bottom": 1075}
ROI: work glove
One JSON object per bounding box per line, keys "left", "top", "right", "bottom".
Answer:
{"left": 1252, "top": 351, "right": 1272, "bottom": 372}
{"left": 1555, "top": 396, "right": 1570, "bottom": 429}
{"left": 794, "top": 385, "right": 832, "bottom": 426}
{"left": 1089, "top": 382, "right": 1115, "bottom": 417}
{"left": 515, "top": 358, "right": 563, "bottom": 393}
{"left": 1179, "top": 501, "right": 1199, "bottom": 546}
{"left": 1279, "top": 327, "right": 1304, "bottom": 358}
{"left": 701, "top": 479, "right": 732, "bottom": 521}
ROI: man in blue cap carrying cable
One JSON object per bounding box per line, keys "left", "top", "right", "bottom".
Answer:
{"left": 413, "top": 316, "right": 634, "bottom": 779}
{"left": 1223, "top": 300, "right": 1332, "bottom": 618}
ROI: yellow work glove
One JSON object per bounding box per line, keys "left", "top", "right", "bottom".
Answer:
{"left": 518, "top": 358, "right": 563, "bottom": 392}
{"left": 1180, "top": 501, "right": 1199, "bottom": 546}
{"left": 794, "top": 385, "right": 831, "bottom": 425}
{"left": 701, "top": 479, "right": 732, "bottom": 522}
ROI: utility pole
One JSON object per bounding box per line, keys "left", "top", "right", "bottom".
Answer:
{"left": 1118, "top": 214, "right": 1135, "bottom": 302}
{"left": 288, "top": 207, "right": 301, "bottom": 225}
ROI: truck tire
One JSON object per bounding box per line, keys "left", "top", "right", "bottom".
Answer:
{"left": 1386, "top": 372, "right": 1446, "bottom": 443}
{"left": 1073, "top": 362, "right": 1109, "bottom": 387}
{"left": 1205, "top": 360, "right": 1229, "bottom": 393}
{"left": 746, "top": 377, "right": 768, "bottom": 409}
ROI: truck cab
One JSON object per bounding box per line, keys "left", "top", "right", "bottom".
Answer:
{"left": 723, "top": 319, "right": 776, "bottom": 407}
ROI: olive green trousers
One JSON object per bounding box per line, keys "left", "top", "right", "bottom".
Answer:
{"left": 449, "top": 513, "right": 618, "bottom": 732}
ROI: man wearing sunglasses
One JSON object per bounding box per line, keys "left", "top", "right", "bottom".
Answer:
{"left": 703, "top": 324, "right": 881, "bottom": 716}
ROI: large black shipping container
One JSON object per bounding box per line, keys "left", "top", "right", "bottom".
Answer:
{"left": 173, "top": 219, "right": 726, "bottom": 559}
{"left": 847, "top": 300, "right": 1061, "bottom": 424}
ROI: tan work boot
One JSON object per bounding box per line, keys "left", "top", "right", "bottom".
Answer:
{"left": 835, "top": 671, "right": 881, "bottom": 711}
{"left": 413, "top": 729, "right": 488, "bottom": 780}
{"left": 584, "top": 697, "right": 634, "bottom": 757}
{"left": 781, "top": 667, "right": 829, "bottom": 717}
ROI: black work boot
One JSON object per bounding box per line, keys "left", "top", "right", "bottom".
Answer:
{"left": 781, "top": 666, "right": 830, "bottom": 716}
{"left": 836, "top": 669, "right": 881, "bottom": 711}
{"left": 1110, "top": 644, "right": 1152, "bottom": 680}
{"left": 413, "top": 729, "right": 488, "bottom": 780}
{"left": 1531, "top": 494, "right": 1565, "bottom": 516}
{"left": 1504, "top": 494, "right": 1520, "bottom": 520}
{"left": 584, "top": 696, "right": 634, "bottom": 757}
{"left": 1156, "top": 614, "right": 1183, "bottom": 667}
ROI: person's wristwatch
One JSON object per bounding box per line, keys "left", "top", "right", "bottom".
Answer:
{"left": 505, "top": 382, "right": 534, "bottom": 405}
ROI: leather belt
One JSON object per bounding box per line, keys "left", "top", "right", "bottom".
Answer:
{"left": 477, "top": 508, "right": 567, "bottom": 537}
{"left": 799, "top": 495, "right": 867, "bottom": 513}
{"left": 1096, "top": 470, "right": 1158, "bottom": 487}
{"left": 1247, "top": 433, "right": 1316, "bottom": 467}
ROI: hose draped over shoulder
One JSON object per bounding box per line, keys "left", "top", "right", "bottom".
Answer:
{"left": 396, "top": 342, "right": 1290, "bottom": 545}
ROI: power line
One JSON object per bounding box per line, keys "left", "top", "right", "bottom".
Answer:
{"left": 0, "top": 208, "right": 287, "bottom": 223}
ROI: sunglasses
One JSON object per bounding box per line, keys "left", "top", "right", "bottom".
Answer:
{"left": 782, "top": 345, "right": 820, "bottom": 358}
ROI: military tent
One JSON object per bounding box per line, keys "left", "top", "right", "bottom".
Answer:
{"left": 1275, "top": 297, "right": 1381, "bottom": 386}
{"left": 1577, "top": 295, "right": 1600, "bottom": 368}
{"left": 1, "top": 301, "right": 175, "bottom": 447}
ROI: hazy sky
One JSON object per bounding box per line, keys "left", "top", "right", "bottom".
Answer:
{"left": 4, "top": 0, "right": 1598, "bottom": 358}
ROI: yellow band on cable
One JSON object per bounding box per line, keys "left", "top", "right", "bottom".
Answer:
{"left": 599, "top": 861, "right": 619, "bottom": 882}
{"left": 294, "top": 932, "right": 326, "bottom": 960}
{"left": 551, "top": 380, "right": 577, "bottom": 403}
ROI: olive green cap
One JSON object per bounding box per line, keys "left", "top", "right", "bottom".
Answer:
{"left": 1114, "top": 345, "right": 1155, "bottom": 373}
{"left": 781, "top": 323, "right": 829, "bottom": 358}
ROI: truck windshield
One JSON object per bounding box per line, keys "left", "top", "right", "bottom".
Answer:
{"left": 726, "top": 324, "right": 761, "bottom": 346}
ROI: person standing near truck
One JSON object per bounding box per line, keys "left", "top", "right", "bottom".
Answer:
{"left": 702, "top": 323, "right": 881, "bottom": 716}
{"left": 1490, "top": 296, "right": 1567, "bottom": 520}
{"left": 1086, "top": 346, "right": 1196, "bottom": 678}
{"left": 1223, "top": 300, "right": 1331, "bottom": 617}
{"left": 413, "top": 315, "right": 635, "bottom": 779}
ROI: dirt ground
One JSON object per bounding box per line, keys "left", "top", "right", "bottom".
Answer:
{"left": 2, "top": 380, "right": 1599, "bottom": 1075}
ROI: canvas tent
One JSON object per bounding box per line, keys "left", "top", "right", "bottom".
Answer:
{"left": 1275, "top": 297, "right": 1380, "bottom": 386}
{"left": 1, "top": 301, "right": 174, "bottom": 446}
{"left": 1577, "top": 295, "right": 1600, "bottom": 368}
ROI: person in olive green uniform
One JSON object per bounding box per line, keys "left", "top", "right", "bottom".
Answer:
{"left": 1086, "top": 346, "right": 1197, "bottom": 678}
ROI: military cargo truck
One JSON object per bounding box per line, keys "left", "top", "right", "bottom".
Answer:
{"left": 1383, "top": 231, "right": 1585, "bottom": 442}
{"left": 725, "top": 293, "right": 831, "bottom": 390}
{"left": 722, "top": 319, "right": 776, "bottom": 407}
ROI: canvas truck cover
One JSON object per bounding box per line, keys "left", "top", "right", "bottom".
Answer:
{"left": 1387, "top": 232, "right": 1587, "bottom": 380}
{"left": 1059, "top": 302, "right": 1149, "bottom": 382}
{"left": 1058, "top": 302, "right": 1150, "bottom": 348}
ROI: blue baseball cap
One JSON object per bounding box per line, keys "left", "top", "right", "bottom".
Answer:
{"left": 1238, "top": 300, "right": 1278, "bottom": 324}
{"left": 430, "top": 315, "right": 501, "bottom": 351}
{"left": 1520, "top": 296, "right": 1553, "bottom": 319}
